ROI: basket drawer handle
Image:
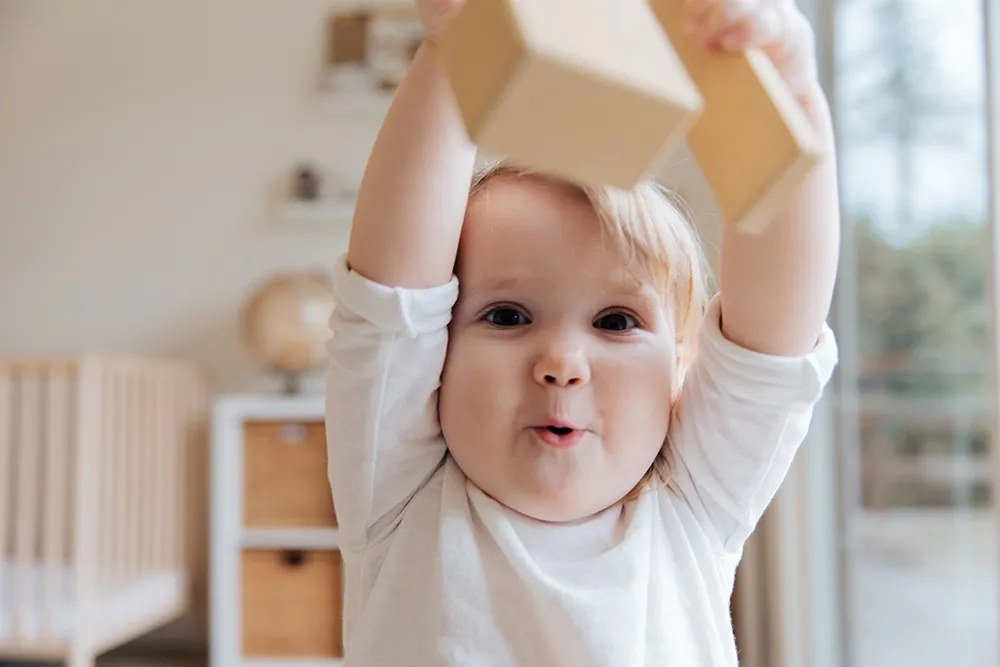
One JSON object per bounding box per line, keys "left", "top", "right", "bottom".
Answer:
{"left": 281, "top": 549, "right": 307, "bottom": 568}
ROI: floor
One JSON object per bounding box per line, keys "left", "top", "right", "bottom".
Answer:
{"left": 0, "top": 647, "right": 204, "bottom": 667}
{"left": 849, "top": 508, "right": 998, "bottom": 667}
{"left": 100, "top": 649, "right": 205, "bottom": 667}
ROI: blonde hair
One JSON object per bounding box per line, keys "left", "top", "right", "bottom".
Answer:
{"left": 468, "top": 160, "right": 713, "bottom": 503}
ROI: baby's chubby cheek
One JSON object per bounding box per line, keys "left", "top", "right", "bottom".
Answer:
{"left": 439, "top": 332, "right": 518, "bottom": 442}
{"left": 596, "top": 353, "right": 675, "bottom": 446}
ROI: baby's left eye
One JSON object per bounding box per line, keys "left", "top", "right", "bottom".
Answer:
{"left": 594, "top": 312, "right": 638, "bottom": 332}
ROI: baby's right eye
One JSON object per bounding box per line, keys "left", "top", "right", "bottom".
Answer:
{"left": 484, "top": 306, "right": 531, "bottom": 327}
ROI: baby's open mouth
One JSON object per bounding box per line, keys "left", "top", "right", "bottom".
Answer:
{"left": 532, "top": 424, "right": 584, "bottom": 448}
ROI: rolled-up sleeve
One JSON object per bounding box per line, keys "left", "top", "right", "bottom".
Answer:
{"left": 664, "top": 293, "right": 839, "bottom": 553}
{"left": 325, "top": 254, "right": 459, "bottom": 552}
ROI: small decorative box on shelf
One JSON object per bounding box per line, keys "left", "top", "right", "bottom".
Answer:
{"left": 210, "top": 393, "right": 343, "bottom": 667}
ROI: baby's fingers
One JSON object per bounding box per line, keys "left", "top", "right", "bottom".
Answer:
{"left": 682, "top": 0, "right": 721, "bottom": 33}
{"left": 684, "top": 0, "right": 784, "bottom": 50}
{"left": 682, "top": 0, "right": 818, "bottom": 94}
{"left": 721, "top": 7, "right": 785, "bottom": 50}
{"left": 684, "top": 0, "right": 751, "bottom": 38}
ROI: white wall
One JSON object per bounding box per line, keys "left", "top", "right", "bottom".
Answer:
{"left": 1, "top": 0, "right": 374, "bottom": 394}
{"left": 0, "top": 0, "right": 720, "bottom": 396}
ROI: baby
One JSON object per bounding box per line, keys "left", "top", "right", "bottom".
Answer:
{"left": 325, "top": 0, "right": 840, "bottom": 664}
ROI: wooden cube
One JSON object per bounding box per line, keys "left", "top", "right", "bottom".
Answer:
{"left": 439, "top": 0, "right": 703, "bottom": 189}
{"left": 649, "top": 0, "right": 824, "bottom": 233}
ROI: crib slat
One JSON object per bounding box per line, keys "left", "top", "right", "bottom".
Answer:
{"left": 101, "top": 366, "right": 118, "bottom": 590}
{"left": 13, "top": 373, "right": 41, "bottom": 640}
{"left": 42, "top": 369, "right": 71, "bottom": 640}
{"left": 180, "top": 369, "right": 193, "bottom": 572}
{"left": 162, "top": 369, "right": 174, "bottom": 570}
{"left": 72, "top": 356, "right": 103, "bottom": 646}
{"left": 166, "top": 370, "right": 181, "bottom": 570}
{"left": 131, "top": 370, "right": 141, "bottom": 581}
{"left": 154, "top": 372, "right": 167, "bottom": 571}
{"left": 148, "top": 373, "right": 160, "bottom": 571}
{"left": 0, "top": 372, "right": 12, "bottom": 632}
{"left": 152, "top": 370, "right": 167, "bottom": 573}
{"left": 139, "top": 370, "right": 153, "bottom": 576}
{"left": 118, "top": 368, "right": 128, "bottom": 583}
{"left": 97, "top": 367, "right": 111, "bottom": 593}
{"left": 177, "top": 370, "right": 189, "bottom": 573}
{"left": 137, "top": 370, "right": 148, "bottom": 578}
{"left": 126, "top": 371, "right": 139, "bottom": 583}
{"left": 115, "top": 367, "right": 129, "bottom": 587}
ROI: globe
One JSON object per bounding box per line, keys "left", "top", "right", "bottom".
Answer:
{"left": 241, "top": 270, "right": 336, "bottom": 392}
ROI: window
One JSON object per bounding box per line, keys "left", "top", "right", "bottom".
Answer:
{"left": 820, "top": 0, "right": 999, "bottom": 664}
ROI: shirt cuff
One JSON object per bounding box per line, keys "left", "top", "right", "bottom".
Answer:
{"left": 697, "top": 293, "right": 839, "bottom": 405}
{"left": 331, "top": 253, "right": 459, "bottom": 337}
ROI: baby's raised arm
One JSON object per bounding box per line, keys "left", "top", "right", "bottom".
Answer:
{"left": 346, "top": 6, "right": 476, "bottom": 288}
{"left": 663, "top": 0, "right": 840, "bottom": 556}
{"left": 326, "top": 2, "right": 476, "bottom": 553}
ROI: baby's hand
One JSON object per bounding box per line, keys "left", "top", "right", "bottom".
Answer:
{"left": 682, "top": 0, "right": 819, "bottom": 97}
{"left": 417, "top": 0, "right": 461, "bottom": 45}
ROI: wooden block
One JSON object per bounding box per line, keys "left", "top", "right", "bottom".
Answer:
{"left": 439, "top": 0, "right": 703, "bottom": 189}
{"left": 649, "top": 0, "right": 824, "bottom": 233}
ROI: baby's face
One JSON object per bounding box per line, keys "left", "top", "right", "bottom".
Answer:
{"left": 439, "top": 175, "right": 677, "bottom": 523}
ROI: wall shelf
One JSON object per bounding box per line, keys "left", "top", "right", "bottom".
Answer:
{"left": 317, "top": 88, "right": 394, "bottom": 116}
{"left": 280, "top": 197, "right": 355, "bottom": 226}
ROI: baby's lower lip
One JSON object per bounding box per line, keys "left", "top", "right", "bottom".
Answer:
{"left": 531, "top": 427, "right": 585, "bottom": 448}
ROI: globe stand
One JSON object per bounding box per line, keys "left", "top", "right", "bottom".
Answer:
{"left": 281, "top": 372, "right": 304, "bottom": 396}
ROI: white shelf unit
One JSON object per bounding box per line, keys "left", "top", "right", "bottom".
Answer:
{"left": 317, "top": 87, "right": 394, "bottom": 116}
{"left": 211, "top": 393, "right": 343, "bottom": 667}
{"left": 241, "top": 527, "right": 341, "bottom": 550}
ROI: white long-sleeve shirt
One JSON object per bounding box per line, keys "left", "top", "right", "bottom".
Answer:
{"left": 325, "top": 254, "right": 838, "bottom": 666}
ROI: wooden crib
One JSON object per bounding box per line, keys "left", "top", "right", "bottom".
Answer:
{"left": 0, "top": 355, "right": 209, "bottom": 667}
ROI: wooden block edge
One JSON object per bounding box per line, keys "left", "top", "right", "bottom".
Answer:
{"left": 730, "top": 144, "right": 823, "bottom": 234}
{"left": 744, "top": 49, "right": 826, "bottom": 158}
{"left": 721, "top": 50, "right": 827, "bottom": 233}
{"left": 440, "top": 0, "right": 529, "bottom": 146}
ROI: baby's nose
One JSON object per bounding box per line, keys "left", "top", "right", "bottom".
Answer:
{"left": 533, "top": 345, "right": 591, "bottom": 387}
{"left": 542, "top": 372, "right": 583, "bottom": 386}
